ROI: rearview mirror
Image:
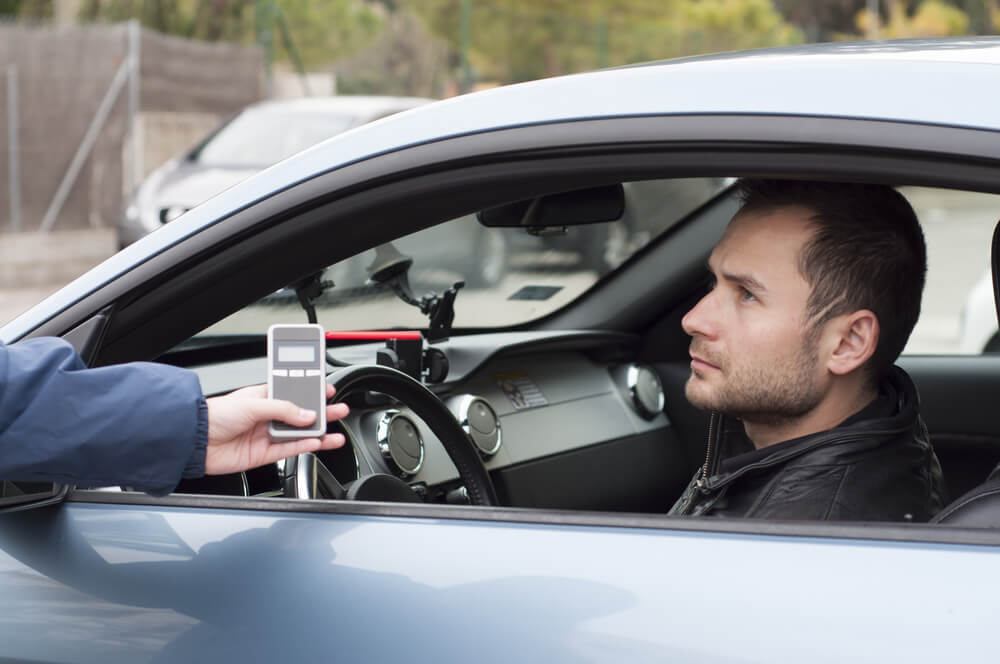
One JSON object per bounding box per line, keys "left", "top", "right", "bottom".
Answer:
{"left": 477, "top": 184, "right": 625, "bottom": 228}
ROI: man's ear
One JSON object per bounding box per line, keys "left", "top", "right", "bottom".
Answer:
{"left": 825, "top": 310, "right": 879, "bottom": 376}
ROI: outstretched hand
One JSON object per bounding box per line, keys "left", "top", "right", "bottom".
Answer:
{"left": 204, "top": 383, "right": 349, "bottom": 475}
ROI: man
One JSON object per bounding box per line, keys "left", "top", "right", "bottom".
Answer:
{"left": 669, "top": 179, "right": 946, "bottom": 521}
{"left": 0, "top": 336, "right": 348, "bottom": 495}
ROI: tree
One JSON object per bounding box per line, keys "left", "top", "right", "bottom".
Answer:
{"left": 270, "top": 0, "right": 382, "bottom": 68}
{"left": 772, "top": 0, "right": 866, "bottom": 40}
{"left": 408, "top": 0, "right": 803, "bottom": 86}
{"left": 855, "top": 0, "right": 970, "bottom": 37}
{"left": 334, "top": 9, "right": 449, "bottom": 96}
{"left": 70, "top": 0, "right": 382, "bottom": 69}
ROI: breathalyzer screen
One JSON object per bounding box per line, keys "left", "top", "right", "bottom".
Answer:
{"left": 278, "top": 344, "right": 316, "bottom": 364}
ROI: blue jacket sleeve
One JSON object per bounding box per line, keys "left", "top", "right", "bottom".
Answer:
{"left": 0, "top": 337, "right": 208, "bottom": 495}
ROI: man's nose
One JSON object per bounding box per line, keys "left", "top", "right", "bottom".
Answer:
{"left": 681, "top": 290, "right": 717, "bottom": 339}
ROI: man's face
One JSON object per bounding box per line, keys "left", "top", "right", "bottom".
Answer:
{"left": 681, "top": 205, "right": 826, "bottom": 422}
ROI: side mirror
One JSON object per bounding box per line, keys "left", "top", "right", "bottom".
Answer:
{"left": 0, "top": 481, "right": 70, "bottom": 513}
{"left": 0, "top": 312, "right": 109, "bottom": 514}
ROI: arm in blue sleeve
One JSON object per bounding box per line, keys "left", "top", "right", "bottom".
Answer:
{"left": 0, "top": 337, "right": 208, "bottom": 495}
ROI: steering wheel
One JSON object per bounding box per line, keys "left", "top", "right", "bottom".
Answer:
{"left": 281, "top": 364, "right": 498, "bottom": 506}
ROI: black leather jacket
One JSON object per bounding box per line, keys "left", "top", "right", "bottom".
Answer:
{"left": 668, "top": 367, "right": 946, "bottom": 521}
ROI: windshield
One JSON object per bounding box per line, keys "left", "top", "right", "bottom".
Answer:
{"left": 193, "top": 107, "right": 356, "bottom": 167}
{"left": 201, "top": 177, "right": 728, "bottom": 336}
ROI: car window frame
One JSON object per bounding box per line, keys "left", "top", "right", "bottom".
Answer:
{"left": 68, "top": 489, "right": 1000, "bottom": 548}
{"left": 11, "top": 113, "right": 1000, "bottom": 348}
{"left": 9, "top": 113, "right": 998, "bottom": 345}
{"left": 14, "top": 114, "right": 1000, "bottom": 546}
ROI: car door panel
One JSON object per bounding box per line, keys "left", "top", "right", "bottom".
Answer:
{"left": 1, "top": 500, "right": 998, "bottom": 663}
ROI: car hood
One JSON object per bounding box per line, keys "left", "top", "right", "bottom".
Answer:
{"left": 152, "top": 162, "right": 262, "bottom": 210}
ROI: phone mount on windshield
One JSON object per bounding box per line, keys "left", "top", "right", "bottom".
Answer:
{"left": 365, "top": 243, "right": 463, "bottom": 343}
{"left": 292, "top": 272, "right": 334, "bottom": 325}
{"left": 289, "top": 244, "right": 458, "bottom": 384}
{"left": 289, "top": 242, "right": 462, "bottom": 342}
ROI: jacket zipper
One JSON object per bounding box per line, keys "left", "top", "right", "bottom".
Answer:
{"left": 696, "top": 412, "right": 718, "bottom": 491}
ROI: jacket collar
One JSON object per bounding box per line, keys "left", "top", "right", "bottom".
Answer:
{"left": 703, "top": 365, "right": 920, "bottom": 490}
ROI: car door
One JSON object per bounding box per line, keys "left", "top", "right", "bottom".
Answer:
{"left": 4, "top": 111, "right": 1000, "bottom": 663}
{"left": 2, "top": 496, "right": 998, "bottom": 662}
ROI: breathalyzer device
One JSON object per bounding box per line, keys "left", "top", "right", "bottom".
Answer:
{"left": 267, "top": 324, "right": 327, "bottom": 441}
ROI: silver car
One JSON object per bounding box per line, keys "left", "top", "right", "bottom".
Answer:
{"left": 4, "top": 38, "right": 1000, "bottom": 662}
{"left": 118, "top": 95, "right": 431, "bottom": 247}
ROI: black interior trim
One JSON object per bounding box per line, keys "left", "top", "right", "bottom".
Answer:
{"left": 992, "top": 217, "right": 1000, "bottom": 326}
{"left": 492, "top": 428, "right": 690, "bottom": 512}
{"left": 0, "top": 484, "right": 71, "bottom": 513}
{"left": 656, "top": 361, "right": 713, "bottom": 468}
{"left": 60, "top": 308, "right": 113, "bottom": 367}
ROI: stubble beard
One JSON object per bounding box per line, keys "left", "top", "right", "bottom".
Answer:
{"left": 686, "top": 337, "right": 824, "bottom": 426}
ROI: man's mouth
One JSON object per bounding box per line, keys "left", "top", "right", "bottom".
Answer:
{"left": 689, "top": 350, "right": 722, "bottom": 373}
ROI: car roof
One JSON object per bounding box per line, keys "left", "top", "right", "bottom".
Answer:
{"left": 185, "top": 37, "right": 1000, "bottom": 228}
{"left": 6, "top": 37, "right": 1000, "bottom": 341}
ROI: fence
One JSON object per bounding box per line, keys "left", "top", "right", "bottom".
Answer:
{"left": 0, "top": 21, "right": 264, "bottom": 233}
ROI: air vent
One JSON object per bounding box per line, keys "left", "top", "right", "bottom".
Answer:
{"left": 375, "top": 410, "right": 424, "bottom": 477}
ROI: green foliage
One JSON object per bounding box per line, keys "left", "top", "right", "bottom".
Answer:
{"left": 11, "top": 0, "right": 995, "bottom": 97}
{"left": 855, "top": 0, "right": 971, "bottom": 37}
{"left": 78, "top": 0, "right": 252, "bottom": 41}
{"left": 71, "top": 0, "right": 381, "bottom": 68}
{"left": 408, "top": 0, "right": 804, "bottom": 85}
{"left": 273, "top": 0, "right": 381, "bottom": 67}
{"left": 5, "top": 0, "right": 52, "bottom": 19}
{"left": 334, "top": 10, "right": 449, "bottom": 96}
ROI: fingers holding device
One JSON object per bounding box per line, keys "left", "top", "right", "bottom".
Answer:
{"left": 267, "top": 324, "right": 328, "bottom": 441}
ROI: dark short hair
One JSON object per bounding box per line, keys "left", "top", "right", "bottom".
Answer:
{"left": 735, "top": 179, "right": 926, "bottom": 379}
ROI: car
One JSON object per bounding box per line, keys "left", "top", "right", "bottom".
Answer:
{"left": 119, "top": 94, "right": 514, "bottom": 289}
{"left": 4, "top": 38, "right": 1000, "bottom": 662}
{"left": 118, "top": 95, "right": 431, "bottom": 248}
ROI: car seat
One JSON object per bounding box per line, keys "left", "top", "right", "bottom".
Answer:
{"left": 930, "top": 220, "right": 1000, "bottom": 526}
{"left": 932, "top": 464, "right": 1000, "bottom": 525}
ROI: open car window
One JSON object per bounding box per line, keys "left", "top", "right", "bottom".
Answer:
{"left": 201, "top": 177, "right": 727, "bottom": 336}
{"left": 897, "top": 186, "right": 1000, "bottom": 355}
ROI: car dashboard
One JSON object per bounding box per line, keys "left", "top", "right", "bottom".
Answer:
{"left": 175, "top": 330, "right": 692, "bottom": 511}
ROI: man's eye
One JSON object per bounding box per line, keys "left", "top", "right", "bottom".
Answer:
{"left": 740, "top": 287, "right": 756, "bottom": 302}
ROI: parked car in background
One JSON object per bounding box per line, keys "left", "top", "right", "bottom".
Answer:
{"left": 119, "top": 94, "right": 514, "bottom": 288}
{"left": 6, "top": 38, "right": 1000, "bottom": 661}
{"left": 118, "top": 96, "right": 431, "bottom": 248}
